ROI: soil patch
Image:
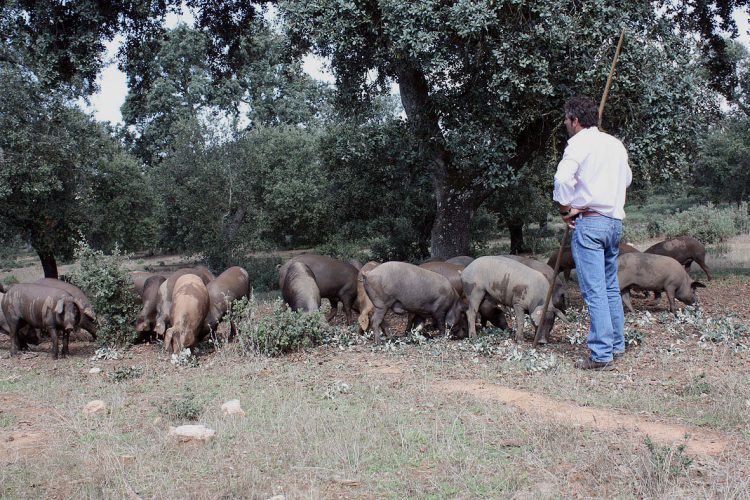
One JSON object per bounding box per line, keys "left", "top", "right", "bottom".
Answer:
{"left": 434, "top": 379, "right": 729, "bottom": 457}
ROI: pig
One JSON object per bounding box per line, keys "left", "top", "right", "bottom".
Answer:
{"left": 281, "top": 261, "right": 321, "bottom": 313}
{"left": 164, "top": 274, "right": 210, "bottom": 354}
{"left": 1, "top": 284, "right": 92, "bottom": 358}
{"left": 134, "top": 275, "right": 167, "bottom": 338}
{"left": 446, "top": 255, "right": 474, "bottom": 267}
{"left": 617, "top": 252, "right": 706, "bottom": 314}
{"left": 462, "top": 256, "right": 567, "bottom": 343}
{"left": 501, "top": 255, "right": 567, "bottom": 312}
{"left": 362, "top": 261, "right": 467, "bottom": 344}
{"left": 35, "top": 278, "right": 98, "bottom": 339}
{"left": 356, "top": 261, "right": 380, "bottom": 333}
{"left": 418, "top": 261, "right": 509, "bottom": 332}
{"left": 129, "top": 271, "right": 154, "bottom": 299}
{"left": 0, "top": 292, "right": 40, "bottom": 349}
{"left": 547, "top": 242, "right": 639, "bottom": 279}
{"left": 278, "top": 254, "right": 358, "bottom": 323}
{"left": 645, "top": 235, "right": 711, "bottom": 280}
{"left": 205, "top": 266, "right": 250, "bottom": 332}
{"left": 154, "top": 267, "right": 214, "bottom": 337}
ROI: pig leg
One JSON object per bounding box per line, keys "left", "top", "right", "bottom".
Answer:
{"left": 7, "top": 319, "right": 21, "bottom": 357}
{"left": 341, "top": 296, "right": 355, "bottom": 324}
{"left": 61, "top": 331, "right": 70, "bottom": 357}
{"left": 465, "top": 288, "right": 485, "bottom": 338}
{"left": 695, "top": 257, "right": 712, "bottom": 280}
{"left": 621, "top": 289, "right": 634, "bottom": 313}
{"left": 370, "top": 307, "right": 387, "bottom": 344}
{"left": 666, "top": 290, "right": 676, "bottom": 314}
{"left": 49, "top": 327, "right": 59, "bottom": 359}
{"left": 325, "top": 299, "right": 339, "bottom": 322}
{"left": 512, "top": 304, "right": 526, "bottom": 342}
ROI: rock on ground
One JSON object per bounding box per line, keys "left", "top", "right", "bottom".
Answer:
{"left": 168, "top": 425, "right": 216, "bottom": 444}
{"left": 83, "top": 400, "right": 107, "bottom": 416}
{"left": 221, "top": 399, "right": 246, "bottom": 417}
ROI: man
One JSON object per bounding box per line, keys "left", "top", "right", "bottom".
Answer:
{"left": 553, "top": 96, "right": 632, "bottom": 371}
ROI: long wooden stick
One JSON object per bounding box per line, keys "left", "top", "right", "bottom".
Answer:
{"left": 599, "top": 29, "right": 626, "bottom": 127}
{"left": 533, "top": 29, "right": 625, "bottom": 346}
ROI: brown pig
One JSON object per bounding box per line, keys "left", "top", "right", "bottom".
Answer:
{"left": 278, "top": 254, "right": 358, "bottom": 323}
{"left": 281, "top": 261, "right": 321, "bottom": 313}
{"left": 362, "top": 261, "right": 467, "bottom": 344}
{"left": 501, "top": 255, "right": 567, "bottom": 312}
{"left": 445, "top": 255, "right": 474, "bottom": 267}
{"left": 645, "top": 235, "right": 711, "bottom": 280}
{"left": 164, "top": 274, "right": 210, "bottom": 354}
{"left": 462, "top": 256, "right": 566, "bottom": 343}
{"left": 135, "top": 275, "right": 167, "bottom": 338}
{"left": 155, "top": 267, "right": 214, "bottom": 337}
{"left": 617, "top": 252, "right": 706, "bottom": 314}
{"left": 35, "top": 278, "right": 98, "bottom": 339}
{"left": 356, "top": 261, "right": 380, "bottom": 333}
{"left": 418, "top": 261, "right": 509, "bottom": 332}
{"left": 205, "top": 267, "right": 250, "bottom": 333}
{"left": 1, "top": 284, "right": 92, "bottom": 358}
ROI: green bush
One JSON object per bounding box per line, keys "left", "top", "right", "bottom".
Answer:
{"left": 314, "top": 239, "right": 370, "bottom": 264}
{"left": 369, "top": 217, "right": 428, "bottom": 263}
{"left": 159, "top": 387, "right": 203, "bottom": 421}
{"left": 660, "top": 204, "right": 739, "bottom": 243}
{"left": 69, "top": 240, "right": 141, "bottom": 347}
{"left": 232, "top": 296, "right": 325, "bottom": 357}
{"left": 238, "top": 256, "right": 283, "bottom": 292}
{"left": 622, "top": 222, "right": 649, "bottom": 244}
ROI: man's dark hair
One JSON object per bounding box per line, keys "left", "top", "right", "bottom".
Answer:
{"left": 564, "top": 96, "right": 598, "bottom": 128}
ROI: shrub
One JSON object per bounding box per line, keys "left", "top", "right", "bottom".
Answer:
{"left": 159, "top": 387, "right": 203, "bottom": 421}
{"left": 368, "top": 217, "right": 428, "bottom": 263}
{"left": 314, "top": 239, "right": 370, "bottom": 264}
{"left": 622, "top": 222, "right": 649, "bottom": 244}
{"left": 659, "top": 204, "right": 740, "bottom": 243}
{"left": 238, "top": 256, "right": 283, "bottom": 292}
{"left": 232, "top": 296, "right": 325, "bottom": 357}
{"left": 69, "top": 240, "right": 141, "bottom": 347}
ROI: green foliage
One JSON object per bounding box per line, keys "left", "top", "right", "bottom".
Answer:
{"left": 644, "top": 436, "right": 693, "bottom": 478}
{"left": 159, "top": 387, "right": 204, "bottom": 421}
{"left": 695, "top": 115, "right": 750, "bottom": 204}
{"left": 69, "top": 241, "right": 140, "bottom": 347}
{"left": 233, "top": 297, "right": 325, "bottom": 357}
{"left": 313, "top": 240, "right": 370, "bottom": 264}
{"left": 369, "top": 217, "right": 429, "bottom": 263}
{"left": 108, "top": 365, "right": 144, "bottom": 383}
{"left": 237, "top": 256, "right": 283, "bottom": 293}
{"left": 659, "top": 203, "right": 748, "bottom": 243}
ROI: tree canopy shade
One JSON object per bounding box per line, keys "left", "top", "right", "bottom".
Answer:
{"left": 281, "top": 0, "right": 748, "bottom": 257}
{"left": 0, "top": 66, "right": 156, "bottom": 277}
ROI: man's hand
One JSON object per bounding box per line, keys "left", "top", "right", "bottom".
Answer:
{"left": 561, "top": 207, "right": 583, "bottom": 229}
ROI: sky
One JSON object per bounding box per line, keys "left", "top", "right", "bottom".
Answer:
{"left": 80, "top": 9, "right": 750, "bottom": 126}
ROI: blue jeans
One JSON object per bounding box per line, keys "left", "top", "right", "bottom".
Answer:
{"left": 570, "top": 215, "right": 625, "bottom": 362}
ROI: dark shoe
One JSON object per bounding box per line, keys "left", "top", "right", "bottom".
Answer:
{"left": 613, "top": 352, "right": 624, "bottom": 361}
{"left": 575, "top": 358, "right": 615, "bottom": 371}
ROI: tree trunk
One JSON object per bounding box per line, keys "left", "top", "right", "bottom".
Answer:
{"left": 397, "top": 65, "right": 490, "bottom": 257}
{"left": 37, "top": 250, "right": 58, "bottom": 279}
{"left": 508, "top": 222, "right": 525, "bottom": 255}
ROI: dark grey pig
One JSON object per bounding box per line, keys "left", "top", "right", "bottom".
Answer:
{"left": 282, "top": 261, "right": 321, "bottom": 313}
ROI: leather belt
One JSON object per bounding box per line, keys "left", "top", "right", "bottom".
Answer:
{"left": 581, "top": 210, "right": 602, "bottom": 217}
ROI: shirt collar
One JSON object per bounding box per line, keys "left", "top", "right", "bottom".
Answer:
{"left": 568, "top": 126, "right": 599, "bottom": 145}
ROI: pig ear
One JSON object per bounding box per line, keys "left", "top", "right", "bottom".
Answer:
{"left": 74, "top": 299, "right": 96, "bottom": 321}
{"left": 691, "top": 281, "right": 706, "bottom": 289}
{"left": 55, "top": 299, "right": 65, "bottom": 315}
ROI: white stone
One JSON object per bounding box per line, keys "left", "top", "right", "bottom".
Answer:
{"left": 83, "top": 400, "right": 107, "bottom": 416}
{"left": 88, "top": 367, "right": 102, "bottom": 374}
{"left": 168, "top": 425, "right": 216, "bottom": 444}
{"left": 221, "top": 399, "right": 246, "bottom": 417}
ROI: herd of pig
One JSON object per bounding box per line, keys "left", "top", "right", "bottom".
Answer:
{"left": 0, "top": 235, "right": 709, "bottom": 359}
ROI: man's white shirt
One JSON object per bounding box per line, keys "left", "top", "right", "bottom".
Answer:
{"left": 553, "top": 126, "right": 632, "bottom": 220}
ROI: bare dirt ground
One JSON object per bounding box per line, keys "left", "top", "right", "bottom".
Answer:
{"left": 1, "top": 239, "right": 749, "bottom": 498}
